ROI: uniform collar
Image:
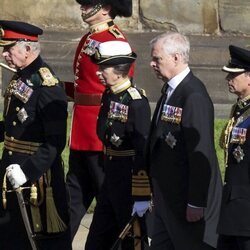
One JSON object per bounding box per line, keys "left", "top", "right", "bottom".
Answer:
{"left": 17, "top": 56, "right": 43, "bottom": 78}
{"left": 110, "top": 78, "right": 131, "bottom": 94}
{"left": 89, "top": 19, "right": 114, "bottom": 34}
{"left": 237, "top": 95, "right": 250, "bottom": 109}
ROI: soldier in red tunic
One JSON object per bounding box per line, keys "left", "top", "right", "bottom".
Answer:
{"left": 65, "top": 0, "right": 134, "bottom": 241}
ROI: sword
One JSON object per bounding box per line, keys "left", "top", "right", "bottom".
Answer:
{"left": 0, "top": 62, "right": 17, "bottom": 72}
{"left": 110, "top": 213, "right": 137, "bottom": 250}
{"left": 15, "top": 187, "right": 38, "bottom": 250}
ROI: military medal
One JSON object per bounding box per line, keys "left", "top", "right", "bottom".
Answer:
{"left": 165, "top": 132, "right": 177, "bottom": 149}
{"left": 230, "top": 127, "right": 247, "bottom": 144}
{"left": 233, "top": 145, "right": 245, "bottom": 163}
{"left": 17, "top": 108, "right": 28, "bottom": 123}
{"left": 13, "top": 79, "right": 33, "bottom": 103}
{"left": 110, "top": 133, "right": 123, "bottom": 147}
{"left": 83, "top": 39, "right": 100, "bottom": 55}
{"left": 108, "top": 101, "right": 129, "bottom": 122}
{"left": 161, "top": 104, "right": 182, "bottom": 124}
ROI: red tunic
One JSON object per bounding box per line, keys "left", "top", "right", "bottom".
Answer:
{"left": 66, "top": 20, "right": 134, "bottom": 151}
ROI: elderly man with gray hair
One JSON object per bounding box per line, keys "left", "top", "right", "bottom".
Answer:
{"left": 0, "top": 20, "right": 71, "bottom": 250}
{"left": 147, "top": 31, "right": 222, "bottom": 250}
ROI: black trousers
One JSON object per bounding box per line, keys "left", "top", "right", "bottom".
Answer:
{"left": 66, "top": 150, "right": 105, "bottom": 240}
{"left": 85, "top": 157, "right": 134, "bottom": 250}
{"left": 150, "top": 179, "right": 215, "bottom": 250}
{"left": 0, "top": 204, "right": 72, "bottom": 250}
{"left": 217, "top": 235, "right": 250, "bottom": 250}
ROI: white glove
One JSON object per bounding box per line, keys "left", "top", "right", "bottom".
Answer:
{"left": 132, "top": 201, "right": 150, "bottom": 217}
{"left": 6, "top": 164, "right": 27, "bottom": 189}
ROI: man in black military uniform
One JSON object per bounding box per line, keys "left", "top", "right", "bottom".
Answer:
{"left": 217, "top": 45, "right": 250, "bottom": 250}
{"left": 0, "top": 20, "right": 71, "bottom": 250}
{"left": 84, "top": 40, "right": 151, "bottom": 249}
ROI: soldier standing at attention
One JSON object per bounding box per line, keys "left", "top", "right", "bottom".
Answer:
{"left": 85, "top": 40, "right": 151, "bottom": 250}
{"left": 0, "top": 20, "right": 71, "bottom": 250}
{"left": 217, "top": 45, "right": 250, "bottom": 250}
{"left": 65, "top": 0, "right": 134, "bottom": 241}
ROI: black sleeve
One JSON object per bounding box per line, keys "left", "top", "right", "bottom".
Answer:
{"left": 21, "top": 86, "right": 68, "bottom": 181}
{"left": 127, "top": 97, "right": 152, "bottom": 201}
{"left": 182, "top": 92, "right": 213, "bottom": 207}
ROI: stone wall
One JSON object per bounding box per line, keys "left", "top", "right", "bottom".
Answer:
{"left": 1, "top": 0, "right": 250, "bottom": 117}
{"left": 1, "top": 0, "right": 250, "bottom": 35}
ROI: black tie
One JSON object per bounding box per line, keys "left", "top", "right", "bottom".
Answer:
{"left": 154, "top": 82, "right": 169, "bottom": 125}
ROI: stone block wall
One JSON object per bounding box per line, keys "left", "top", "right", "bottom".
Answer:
{"left": 1, "top": 0, "right": 250, "bottom": 35}
{"left": 1, "top": 0, "right": 250, "bottom": 117}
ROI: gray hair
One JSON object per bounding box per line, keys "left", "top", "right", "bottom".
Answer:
{"left": 150, "top": 31, "right": 190, "bottom": 64}
{"left": 16, "top": 41, "right": 41, "bottom": 56}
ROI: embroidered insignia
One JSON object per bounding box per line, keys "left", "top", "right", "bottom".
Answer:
{"left": 233, "top": 145, "right": 245, "bottom": 163}
{"left": 161, "top": 104, "right": 182, "bottom": 124}
{"left": 82, "top": 38, "right": 100, "bottom": 55}
{"left": 165, "top": 132, "right": 177, "bottom": 149}
{"left": 235, "top": 116, "right": 244, "bottom": 126}
{"left": 108, "top": 101, "right": 129, "bottom": 122}
{"left": 13, "top": 79, "right": 33, "bottom": 103}
{"left": 17, "top": 108, "right": 28, "bottom": 123}
{"left": 108, "top": 27, "right": 124, "bottom": 38}
{"left": 110, "top": 133, "right": 123, "bottom": 147}
{"left": 5, "top": 80, "right": 18, "bottom": 96}
{"left": 230, "top": 127, "right": 247, "bottom": 144}
{"left": 139, "top": 88, "right": 147, "bottom": 97}
{"left": 39, "top": 67, "right": 59, "bottom": 86}
{"left": 26, "top": 79, "right": 34, "bottom": 86}
{"left": 0, "top": 28, "right": 4, "bottom": 38}
{"left": 127, "top": 87, "right": 142, "bottom": 100}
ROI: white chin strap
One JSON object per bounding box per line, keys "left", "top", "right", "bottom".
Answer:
{"left": 81, "top": 3, "right": 103, "bottom": 21}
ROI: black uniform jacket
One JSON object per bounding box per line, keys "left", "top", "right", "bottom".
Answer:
{"left": 148, "top": 71, "right": 222, "bottom": 247}
{"left": 0, "top": 56, "right": 69, "bottom": 249}
{"left": 218, "top": 99, "right": 250, "bottom": 236}
{"left": 97, "top": 84, "right": 151, "bottom": 201}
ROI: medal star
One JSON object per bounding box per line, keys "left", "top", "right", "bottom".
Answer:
{"left": 233, "top": 145, "right": 245, "bottom": 163}
{"left": 165, "top": 132, "right": 177, "bottom": 149}
{"left": 110, "top": 133, "right": 123, "bottom": 147}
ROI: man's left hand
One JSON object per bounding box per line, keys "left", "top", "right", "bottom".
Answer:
{"left": 186, "top": 205, "right": 204, "bottom": 222}
{"left": 132, "top": 201, "right": 150, "bottom": 217}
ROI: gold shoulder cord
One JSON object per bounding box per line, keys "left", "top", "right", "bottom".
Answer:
{"left": 2, "top": 173, "right": 7, "bottom": 209}
{"left": 220, "top": 104, "right": 236, "bottom": 167}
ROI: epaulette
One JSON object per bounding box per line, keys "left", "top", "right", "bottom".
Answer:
{"left": 108, "top": 27, "right": 124, "bottom": 39}
{"left": 139, "top": 88, "right": 147, "bottom": 97}
{"left": 39, "top": 67, "right": 59, "bottom": 87}
{"left": 127, "top": 87, "right": 142, "bottom": 100}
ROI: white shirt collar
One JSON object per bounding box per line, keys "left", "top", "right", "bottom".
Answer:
{"left": 167, "top": 67, "right": 190, "bottom": 91}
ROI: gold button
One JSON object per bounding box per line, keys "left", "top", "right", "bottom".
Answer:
{"left": 109, "top": 156, "right": 112, "bottom": 160}
{"left": 16, "top": 107, "right": 20, "bottom": 112}
{"left": 10, "top": 136, "right": 14, "bottom": 141}
{"left": 8, "top": 151, "right": 13, "bottom": 156}
{"left": 12, "top": 121, "right": 17, "bottom": 126}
